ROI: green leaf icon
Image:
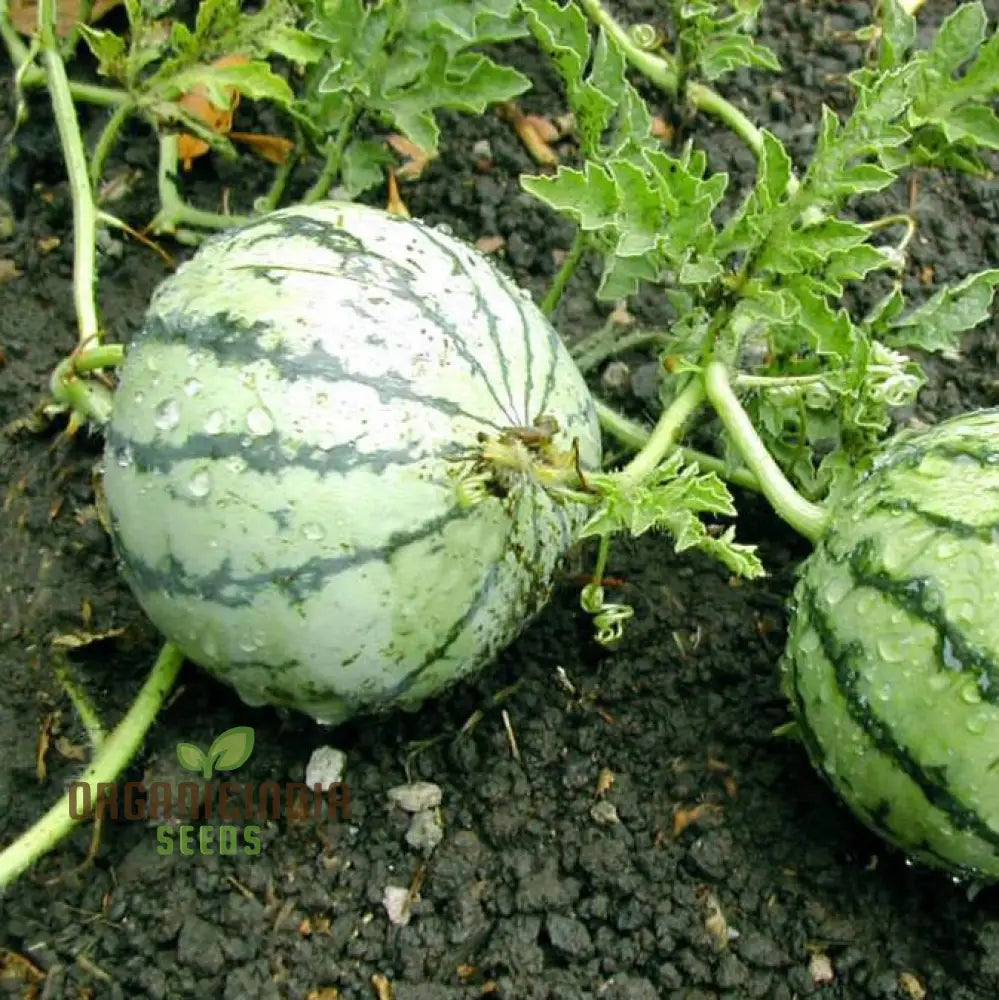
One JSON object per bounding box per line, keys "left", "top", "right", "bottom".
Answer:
{"left": 177, "top": 742, "right": 207, "bottom": 774}
{"left": 207, "top": 726, "right": 255, "bottom": 776}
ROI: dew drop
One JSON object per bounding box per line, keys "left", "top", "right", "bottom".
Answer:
{"left": 226, "top": 455, "right": 248, "bottom": 474}
{"left": 114, "top": 443, "right": 133, "bottom": 467}
{"left": 935, "top": 537, "right": 962, "bottom": 560}
{"left": 204, "top": 409, "right": 226, "bottom": 435}
{"left": 961, "top": 682, "right": 983, "bottom": 705}
{"left": 183, "top": 377, "right": 202, "bottom": 397}
{"left": 132, "top": 390, "right": 145, "bottom": 405}
{"left": 301, "top": 521, "right": 326, "bottom": 542}
{"left": 154, "top": 397, "right": 181, "bottom": 431}
{"left": 434, "top": 222, "right": 454, "bottom": 236}
{"left": 246, "top": 406, "right": 275, "bottom": 436}
{"left": 187, "top": 468, "right": 212, "bottom": 498}
{"left": 238, "top": 635, "right": 261, "bottom": 653}
{"left": 876, "top": 637, "right": 906, "bottom": 663}
{"left": 966, "top": 714, "right": 986, "bottom": 735}
{"left": 822, "top": 574, "right": 853, "bottom": 607}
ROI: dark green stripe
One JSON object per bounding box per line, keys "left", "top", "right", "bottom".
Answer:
{"left": 801, "top": 583, "right": 999, "bottom": 852}
{"left": 871, "top": 438, "right": 999, "bottom": 477}
{"left": 846, "top": 536, "right": 999, "bottom": 702}
{"left": 136, "top": 311, "right": 511, "bottom": 434}
{"left": 788, "top": 634, "right": 963, "bottom": 871}
{"left": 105, "top": 424, "right": 463, "bottom": 480}
{"left": 231, "top": 211, "right": 370, "bottom": 258}
{"left": 870, "top": 496, "right": 999, "bottom": 543}
{"left": 117, "top": 502, "right": 478, "bottom": 609}
{"left": 418, "top": 224, "right": 522, "bottom": 426}
{"left": 385, "top": 488, "right": 546, "bottom": 701}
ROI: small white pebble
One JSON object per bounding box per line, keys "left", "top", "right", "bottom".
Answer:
{"left": 406, "top": 809, "right": 444, "bottom": 854}
{"left": 809, "top": 952, "right": 834, "bottom": 986}
{"left": 387, "top": 781, "right": 442, "bottom": 812}
{"left": 600, "top": 360, "right": 632, "bottom": 395}
{"left": 590, "top": 800, "right": 620, "bottom": 825}
{"left": 305, "top": 746, "right": 347, "bottom": 790}
{"left": 382, "top": 885, "right": 415, "bottom": 926}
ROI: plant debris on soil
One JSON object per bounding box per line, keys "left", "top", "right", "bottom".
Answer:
{"left": 3, "top": 1, "right": 999, "bottom": 998}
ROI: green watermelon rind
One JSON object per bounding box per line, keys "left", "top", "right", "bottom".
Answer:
{"left": 783, "top": 408, "right": 999, "bottom": 879}
{"left": 102, "top": 201, "right": 602, "bottom": 725}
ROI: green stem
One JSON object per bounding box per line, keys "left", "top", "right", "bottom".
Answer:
{"left": 734, "top": 372, "right": 828, "bottom": 389}
{"left": 53, "top": 657, "right": 107, "bottom": 749}
{"left": 577, "top": 0, "right": 799, "bottom": 195}
{"left": 594, "top": 397, "right": 760, "bottom": 492}
{"left": 151, "top": 134, "right": 251, "bottom": 235}
{"left": 70, "top": 343, "right": 124, "bottom": 372}
{"left": 686, "top": 81, "right": 766, "bottom": 161}
{"left": 303, "top": 101, "right": 359, "bottom": 204}
{"left": 577, "top": 0, "right": 679, "bottom": 92}
{"left": 257, "top": 144, "right": 300, "bottom": 213}
{"left": 49, "top": 345, "right": 123, "bottom": 425}
{"left": 0, "top": 12, "right": 129, "bottom": 106}
{"left": 617, "top": 377, "right": 705, "bottom": 487}
{"left": 38, "top": 0, "right": 100, "bottom": 350}
{"left": 704, "top": 361, "right": 829, "bottom": 542}
{"left": 0, "top": 642, "right": 184, "bottom": 889}
{"left": 572, "top": 326, "right": 671, "bottom": 374}
{"left": 90, "top": 100, "right": 137, "bottom": 188}
{"left": 541, "top": 230, "right": 588, "bottom": 317}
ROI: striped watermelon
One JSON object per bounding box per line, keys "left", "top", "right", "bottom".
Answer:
{"left": 102, "top": 202, "right": 601, "bottom": 725}
{"left": 782, "top": 408, "right": 999, "bottom": 879}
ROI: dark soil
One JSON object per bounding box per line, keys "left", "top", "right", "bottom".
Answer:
{"left": 2, "top": 2, "right": 999, "bottom": 998}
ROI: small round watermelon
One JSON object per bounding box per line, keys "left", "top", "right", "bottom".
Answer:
{"left": 102, "top": 202, "right": 601, "bottom": 725}
{"left": 783, "top": 408, "right": 999, "bottom": 879}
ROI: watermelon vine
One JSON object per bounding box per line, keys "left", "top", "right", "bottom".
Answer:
{"left": 2, "top": 0, "right": 999, "bottom": 889}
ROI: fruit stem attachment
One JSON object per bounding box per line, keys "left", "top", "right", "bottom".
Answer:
{"left": 703, "top": 361, "right": 829, "bottom": 543}
{"left": 0, "top": 642, "right": 184, "bottom": 889}
{"left": 49, "top": 344, "right": 125, "bottom": 426}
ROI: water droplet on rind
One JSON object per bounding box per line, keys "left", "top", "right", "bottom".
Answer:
{"left": 187, "top": 468, "right": 212, "bottom": 498}
{"left": 183, "top": 377, "right": 202, "bottom": 397}
{"left": 301, "top": 522, "right": 326, "bottom": 541}
{"left": 204, "top": 409, "right": 226, "bottom": 434}
{"left": 154, "top": 397, "right": 180, "bottom": 431}
{"left": 246, "top": 406, "right": 275, "bottom": 436}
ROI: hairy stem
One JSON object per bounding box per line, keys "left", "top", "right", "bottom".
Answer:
{"left": 541, "top": 230, "right": 588, "bottom": 317}
{"left": 572, "top": 326, "right": 671, "bottom": 374}
{"left": 152, "top": 134, "right": 251, "bottom": 235}
{"left": 0, "top": 12, "right": 129, "bottom": 106}
{"left": 576, "top": 0, "right": 784, "bottom": 178}
{"left": 303, "top": 101, "right": 359, "bottom": 204}
{"left": 594, "top": 398, "right": 760, "bottom": 491}
{"left": 90, "top": 100, "right": 137, "bottom": 188}
{"left": 53, "top": 657, "right": 107, "bottom": 749}
{"left": 616, "top": 377, "right": 705, "bottom": 487}
{"left": 257, "top": 144, "right": 300, "bottom": 213}
{"left": 0, "top": 642, "right": 184, "bottom": 889}
{"left": 38, "top": 0, "right": 100, "bottom": 349}
{"left": 704, "top": 361, "right": 829, "bottom": 542}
